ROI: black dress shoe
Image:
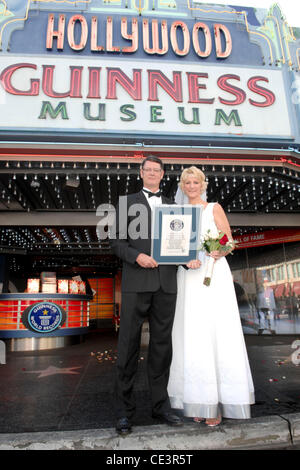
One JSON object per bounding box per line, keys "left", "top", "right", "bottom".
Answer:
{"left": 116, "top": 417, "right": 132, "bottom": 436}
{"left": 152, "top": 411, "right": 183, "bottom": 426}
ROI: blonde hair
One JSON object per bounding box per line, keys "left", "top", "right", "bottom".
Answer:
{"left": 179, "top": 166, "right": 208, "bottom": 193}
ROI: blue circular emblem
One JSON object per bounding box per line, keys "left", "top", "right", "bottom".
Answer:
{"left": 21, "top": 302, "right": 66, "bottom": 333}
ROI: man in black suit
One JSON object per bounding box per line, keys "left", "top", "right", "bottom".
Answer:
{"left": 111, "top": 155, "right": 182, "bottom": 435}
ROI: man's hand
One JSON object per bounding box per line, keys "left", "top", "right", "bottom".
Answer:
{"left": 136, "top": 253, "right": 158, "bottom": 268}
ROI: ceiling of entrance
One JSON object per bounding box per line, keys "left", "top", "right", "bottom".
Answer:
{"left": 0, "top": 158, "right": 299, "bottom": 273}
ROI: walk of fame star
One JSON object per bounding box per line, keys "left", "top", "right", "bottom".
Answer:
{"left": 23, "top": 365, "right": 82, "bottom": 378}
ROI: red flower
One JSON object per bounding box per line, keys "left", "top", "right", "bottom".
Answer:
{"left": 219, "top": 234, "right": 229, "bottom": 246}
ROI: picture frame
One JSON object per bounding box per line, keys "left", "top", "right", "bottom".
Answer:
{"left": 151, "top": 205, "right": 202, "bottom": 264}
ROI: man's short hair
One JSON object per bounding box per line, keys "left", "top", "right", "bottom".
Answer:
{"left": 141, "top": 155, "right": 164, "bottom": 170}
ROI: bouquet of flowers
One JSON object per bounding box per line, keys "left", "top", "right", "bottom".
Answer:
{"left": 200, "top": 229, "right": 235, "bottom": 286}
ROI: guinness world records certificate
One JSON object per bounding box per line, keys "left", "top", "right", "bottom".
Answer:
{"left": 151, "top": 205, "right": 202, "bottom": 264}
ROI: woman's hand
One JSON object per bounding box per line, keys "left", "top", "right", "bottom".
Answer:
{"left": 209, "top": 250, "right": 223, "bottom": 260}
{"left": 186, "top": 259, "right": 202, "bottom": 269}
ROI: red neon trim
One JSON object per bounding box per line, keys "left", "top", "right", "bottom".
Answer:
{"left": 152, "top": 156, "right": 300, "bottom": 167}
{"left": 0, "top": 153, "right": 299, "bottom": 167}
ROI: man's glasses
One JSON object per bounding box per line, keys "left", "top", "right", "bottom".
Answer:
{"left": 142, "top": 168, "right": 162, "bottom": 173}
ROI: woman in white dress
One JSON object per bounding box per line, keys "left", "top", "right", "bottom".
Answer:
{"left": 168, "top": 166, "right": 255, "bottom": 426}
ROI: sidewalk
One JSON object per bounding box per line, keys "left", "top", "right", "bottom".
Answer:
{"left": 0, "top": 330, "right": 300, "bottom": 450}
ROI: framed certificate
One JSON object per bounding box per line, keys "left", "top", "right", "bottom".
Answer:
{"left": 151, "top": 205, "right": 202, "bottom": 264}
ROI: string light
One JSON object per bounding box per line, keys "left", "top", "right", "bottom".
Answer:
{"left": 0, "top": 160, "right": 298, "bottom": 257}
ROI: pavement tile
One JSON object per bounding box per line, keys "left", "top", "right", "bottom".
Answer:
{"left": 0, "top": 330, "right": 300, "bottom": 448}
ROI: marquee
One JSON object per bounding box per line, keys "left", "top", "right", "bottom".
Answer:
{"left": 0, "top": 1, "right": 299, "bottom": 144}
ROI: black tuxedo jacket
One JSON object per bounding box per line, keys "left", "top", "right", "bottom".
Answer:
{"left": 111, "top": 190, "right": 177, "bottom": 294}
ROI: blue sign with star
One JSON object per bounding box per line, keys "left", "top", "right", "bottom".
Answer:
{"left": 21, "top": 302, "right": 66, "bottom": 334}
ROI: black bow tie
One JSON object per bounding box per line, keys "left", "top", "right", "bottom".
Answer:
{"left": 143, "top": 189, "right": 162, "bottom": 198}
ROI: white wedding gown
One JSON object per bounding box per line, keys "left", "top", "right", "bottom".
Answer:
{"left": 168, "top": 203, "right": 255, "bottom": 419}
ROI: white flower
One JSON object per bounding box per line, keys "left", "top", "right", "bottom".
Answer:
{"left": 208, "top": 228, "right": 220, "bottom": 239}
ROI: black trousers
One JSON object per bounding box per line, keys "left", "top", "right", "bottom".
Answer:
{"left": 115, "top": 288, "right": 177, "bottom": 419}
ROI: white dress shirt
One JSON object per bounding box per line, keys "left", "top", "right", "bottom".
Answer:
{"left": 142, "top": 187, "right": 162, "bottom": 211}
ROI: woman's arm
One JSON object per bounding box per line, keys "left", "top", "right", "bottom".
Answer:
{"left": 213, "top": 203, "right": 233, "bottom": 239}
